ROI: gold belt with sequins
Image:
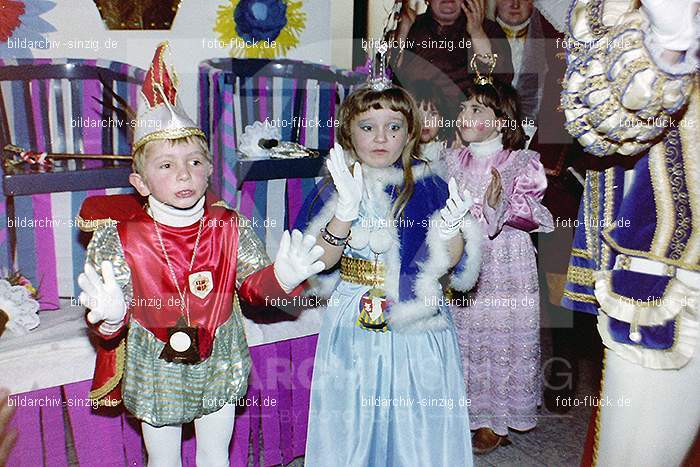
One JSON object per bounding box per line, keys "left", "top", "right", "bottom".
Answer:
{"left": 340, "top": 256, "right": 385, "bottom": 287}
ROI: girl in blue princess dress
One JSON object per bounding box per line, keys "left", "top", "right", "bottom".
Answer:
{"left": 296, "top": 84, "right": 483, "bottom": 466}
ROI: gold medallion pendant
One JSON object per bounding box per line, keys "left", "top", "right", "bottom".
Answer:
{"left": 357, "top": 287, "right": 389, "bottom": 332}
{"left": 159, "top": 316, "right": 201, "bottom": 364}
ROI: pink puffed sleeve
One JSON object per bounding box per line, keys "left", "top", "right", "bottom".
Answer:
{"left": 483, "top": 152, "right": 554, "bottom": 237}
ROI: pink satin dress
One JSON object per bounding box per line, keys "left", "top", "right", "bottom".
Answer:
{"left": 446, "top": 147, "right": 554, "bottom": 436}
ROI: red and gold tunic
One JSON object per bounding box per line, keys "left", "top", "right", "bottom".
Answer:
{"left": 79, "top": 195, "right": 300, "bottom": 414}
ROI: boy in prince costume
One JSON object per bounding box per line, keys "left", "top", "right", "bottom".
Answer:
{"left": 77, "top": 43, "right": 325, "bottom": 466}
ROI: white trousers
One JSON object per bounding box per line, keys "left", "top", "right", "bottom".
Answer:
{"left": 596, "top": 342, "right": 700, "bottom": 466}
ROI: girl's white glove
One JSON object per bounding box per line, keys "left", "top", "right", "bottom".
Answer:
{"left": 439, "top": 178, "right": 474, "bottom": 240}
{"left": 642, "top": 0, "right": 699, "bottom": 51}
{"left": 273, "top": 230, "right": 326, "bottom": 294}
{"left": 326, "top": 143, "right": 363, "bottom": 222}
{"left": 78, "top": 261, "right": 127, "bottom": 331}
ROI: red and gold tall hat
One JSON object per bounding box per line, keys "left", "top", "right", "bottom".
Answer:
{"left": 133, "top": 42, "right": 205, "bottom": 152}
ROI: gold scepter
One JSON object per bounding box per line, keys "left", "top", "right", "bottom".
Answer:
{"left": 3, "top": 144, "right": 132, "bottom": 168}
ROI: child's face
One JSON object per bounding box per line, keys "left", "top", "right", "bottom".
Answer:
{"left": 456, "top": 98, "right": 501, "bottom": 144}
{"left": 350, "top": 107, "right": 408, "bottom": 168}
{"left": 418, "top": 101, "right": 441, "bottom": 143}
{"left": 129, "top": 139, "right": 212, "bottom": 209}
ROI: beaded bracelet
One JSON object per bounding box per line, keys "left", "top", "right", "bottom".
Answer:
{"left": 321, "top": 224, "right": 350, "bottom": 247}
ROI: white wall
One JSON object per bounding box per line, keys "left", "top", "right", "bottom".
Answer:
{"left": 10, "top": 0, "right": 354, "bottom": 118}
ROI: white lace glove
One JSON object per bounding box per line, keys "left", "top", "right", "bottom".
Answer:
{"left": 78, "top": 261, "right": 126, "bottom": 334}
{"left": 438, "top": 178, "right": 474, "bottom": 241}
{"left": 326, "top": 143, "right": 363, "bottom": 222}
{"left": 273, "top": 230, "right": 326, "bottom": 294}
{"left": 642, "top": 0, "right": 699, "bottom": 51}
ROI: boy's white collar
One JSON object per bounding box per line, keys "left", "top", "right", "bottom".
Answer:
{"left": 468, "top": 133, "right": 504, "bottom": 157}
{"left": 147, "top": 195, "right": 205, "bottom": 227}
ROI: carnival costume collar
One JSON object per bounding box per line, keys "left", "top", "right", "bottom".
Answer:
{"left": 497, "top": 16, "right": 531, "bottom": 39}
{"left": 147, "top": 195, "right": 205, "bottom": 227}
{"left": 468, "top": 133, "right": 504, "bottom": 157}
{"left": 361, "top": 161, "right": 431, "bottom": 189}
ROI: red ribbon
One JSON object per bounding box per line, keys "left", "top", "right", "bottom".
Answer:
{"left": 19, "top": 150, "right": 53, "bottom": 167}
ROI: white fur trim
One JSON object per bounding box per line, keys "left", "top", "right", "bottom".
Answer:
{"left": 361, "top": 162, "right": 432, "bottom": 190}
{"left": 450, "top": 214, "right": 483, "bottom": 291}
{"left": 371, "top": 184, "right": 401, "bottom": 301}
{"left": 303, "top": 190, "right": 339, "bottom": 240}
{"left": 388, "top": 210, "right": 451, "bottom": 333}
{"left": 347, "top": 226, "right": 369, "bottom": 250}
{"left": 594, "top": 270, "right": 699, "bottom": 326}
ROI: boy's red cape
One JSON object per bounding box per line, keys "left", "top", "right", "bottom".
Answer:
{"left": 78, "top": 193, "right": 144, "bottom": 405}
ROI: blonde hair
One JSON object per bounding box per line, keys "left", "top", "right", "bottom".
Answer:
{"left": 337, "top": 86, "right": 423, "bottom": 219}
{"left": 132, "top": 135, "right": 211, "bottom": 175}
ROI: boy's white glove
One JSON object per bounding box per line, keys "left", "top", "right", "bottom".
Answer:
{"left": 326, "top": 143, "right": 363, "bottom": 222}
{"left": 78, "top": 261, "right": 126, "bottom": 332}
{"left": 439, "top": 178, "right": 474, "bottom": 240}
{"left": 273, "top": 230, "right": 326, "bottom": 294}
{"left": 642, "top": 0, "right": 699, "bottom": 51}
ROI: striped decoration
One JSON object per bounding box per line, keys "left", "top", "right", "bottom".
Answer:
{"left": 0, "top": 59, "right": 144, "bottom": 309}
{"left": 6, "top": 334, "right": 319, "bottom": 466}
{"left": 198, "top": 59, "right": 363, "bottom": 258}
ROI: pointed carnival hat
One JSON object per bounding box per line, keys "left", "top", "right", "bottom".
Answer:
{"left": 132, "top": 42, "right": 205, "bottom": 153}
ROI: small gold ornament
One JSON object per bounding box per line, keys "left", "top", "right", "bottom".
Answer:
{"left": 471, "top": 53, "right": 498, "bottom": 86}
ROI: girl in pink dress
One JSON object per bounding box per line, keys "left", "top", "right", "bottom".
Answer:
{"left": 446, "top": 79, "right": 554, "bottom": 454}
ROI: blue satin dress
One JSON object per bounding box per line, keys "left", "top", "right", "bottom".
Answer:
{"left": 304, "top": 212, "right": 473, "bottom": 466}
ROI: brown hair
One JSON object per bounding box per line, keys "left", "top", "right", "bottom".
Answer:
{"left": 405, "top": 79, "right": 452, "bottom": 141}
{"left": 132, "top": 135, "right": 211, "bottom": 175}
{"left": 336, "top": 86, "right": 422, "bottom": 219}
{"left": 459, "top": 79, "right": 527, "bottom": 150}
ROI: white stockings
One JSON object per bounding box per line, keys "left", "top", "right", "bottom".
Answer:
{"left": 142, "top": 403, "right": 237, "bottom": 467}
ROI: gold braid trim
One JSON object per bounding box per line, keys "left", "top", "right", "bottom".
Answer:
{"left": 588, "top": 97, "right": 620, "bottom": 129}
{"left": 585, "top": 0, "right": 608, "bottom": 38}
{"left": 564, "top": 290, "right": 598, "bottom": 304}
{"left": 132, "top": 127, "right": 206, "bottom": 153}
{"left": 601, "top": 168, "right": 616, "bottom": 270}
{"left": 592, "top": 349, "right": 607, "bottom": 467}
{"left": 212, "top": 200, "right": 232, "bottom": 209}
{"left": 571, "top": 248, "right": 592, "bottom": 259}
{"left": 602, "top": 233, "right": 700, "bottom": 271}
{"left": 567, "top": 266, "right": 595, "bottom": 286}
{"left": 88, "top": 338, "right": 126, "bottom": 406}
